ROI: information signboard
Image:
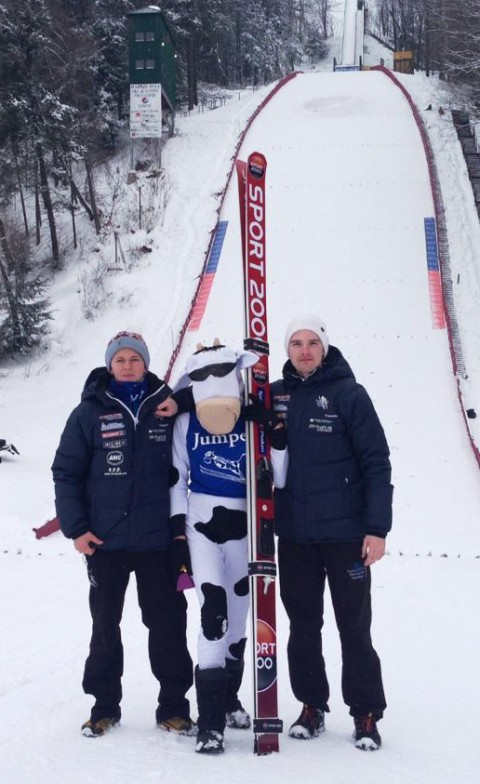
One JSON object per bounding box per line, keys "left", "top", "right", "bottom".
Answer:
{"left": 130, "top": 83, "right": 162, "bottom": 138}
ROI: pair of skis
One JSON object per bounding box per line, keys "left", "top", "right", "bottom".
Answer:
{"left": 236, "top": 153, "right": 282, "bottom": 754}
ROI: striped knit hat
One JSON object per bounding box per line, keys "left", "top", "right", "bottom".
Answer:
{"left": 105, "top": 331, "right": 150, "bottom": 370}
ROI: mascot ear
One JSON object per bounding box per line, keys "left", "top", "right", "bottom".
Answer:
{"left": 236, "top": 350, "right": 259, "bottom": 370}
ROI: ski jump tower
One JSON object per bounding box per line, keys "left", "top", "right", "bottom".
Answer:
{"left": 334, "top": 0, "right": 365, "bottom": 71}
{"left": 127, "top": 6, "right": 176, "bottom": 141}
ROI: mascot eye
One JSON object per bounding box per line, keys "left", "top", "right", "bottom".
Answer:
{"left": 188, "top": 362, "right": 237, "bottom": 382}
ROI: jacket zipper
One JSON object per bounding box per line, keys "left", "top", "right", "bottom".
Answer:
{"left": 105, "top": 382, "right": 167, "bottom": 428}
{"left": 104, "top": 384, "right": 168, "bottom": 543}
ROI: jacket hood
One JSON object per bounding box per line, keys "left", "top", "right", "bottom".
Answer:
{"left": 81, "top": 367, "right": 109, "bottom": 400}
{"left": 282, "top": 345, "right": 356, "bottom": 387}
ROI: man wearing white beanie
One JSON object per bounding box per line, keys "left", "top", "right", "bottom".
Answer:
{"left": 283, "top": 314, "right": 329, "bottom": 358}
{"left": 270, "top": 315, "right": 393, "bottom": 751}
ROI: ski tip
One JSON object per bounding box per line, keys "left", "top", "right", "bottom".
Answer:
{"left": 248, "top": 152, "right": 267, "bottom": 179}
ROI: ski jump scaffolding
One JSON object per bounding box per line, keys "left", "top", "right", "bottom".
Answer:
{"left": 334, "top": 0, "right": 365, "bottom": 72}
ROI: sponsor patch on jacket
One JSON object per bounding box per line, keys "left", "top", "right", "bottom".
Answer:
{"left": 104, "top": 466, "right": 127, "bottom": 477}
{"left": 308, "top": 417, "right": 333, "bottom": 433}
{"left": 316, "top": 395, "right": 329, "bottom": 410}
{"left": 148, "top": 425, "right": 168, "bottom": 443}
{"left": 273, "top": 395, "right": 289, "bottom": 420}
{"left": 101, "top": 421, "right": 125, "bottom": 432}
{"left": 103, "top": 448, "right": 127, "bottom": 475}
{"left": 106, "top": 450, "right": 124, "bottom": 466}
{"left": 101, "top": 429, "right": 126, "bottom": 439}
{"left": 102, "top": 438, "right": 127, "bottom": 449}
{"left": 99, "top": 413, "right": 126, "bottom": 440}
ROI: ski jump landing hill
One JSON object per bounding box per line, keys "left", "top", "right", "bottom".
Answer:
{"left": 168, "top": 66, "right": 480, "bottom": 556}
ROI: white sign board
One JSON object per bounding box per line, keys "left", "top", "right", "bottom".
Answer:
{"left": 130, "top": 83, "right": 162, "bottom": 139}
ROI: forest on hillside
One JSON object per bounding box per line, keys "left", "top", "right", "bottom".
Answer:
{"left": 0, "top": 0, "right": 479, "bottom": 359}
{"left": 371, "top": 0, "right": 480, "bottom": 86}
{"left": 0, "top": 0, "right": 333, "bottom": 358}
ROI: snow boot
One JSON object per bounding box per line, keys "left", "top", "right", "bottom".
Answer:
{"left": 353, "top": 714, "right": 382, "bottom": 750}
{"left": 288, "top": 704, "right": 325, "bottom": 739}
{"left": 195, "top": 729, "right": 225, "bottom": 754}
{"left": 225, "top": 658, "right": 251, "bottom": 729}
{"left": 81, "top": 717, "right": 120, "bottom": 737}
{"left": 195, "top": 666, "right": 227, "bottom": 754}
{"left": 157, "top": 716, "right": 197, "bottom": 736}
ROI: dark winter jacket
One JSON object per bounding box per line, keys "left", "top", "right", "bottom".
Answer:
{"left": 52, "top": 368, "right": 174, "bottom": 551}
{"left": 271, "top": 346, "right": 393, "bottom": 543}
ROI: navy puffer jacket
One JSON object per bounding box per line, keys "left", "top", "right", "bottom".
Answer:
{"left": 52, "top": 368, "right": 174, "bottom": 551}
{"left": 271, "top": 346, "right": 393, "bottom": 543}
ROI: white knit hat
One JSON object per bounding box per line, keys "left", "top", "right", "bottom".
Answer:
{"left": 284, "top": 315, "right": 329, "bottom": 357}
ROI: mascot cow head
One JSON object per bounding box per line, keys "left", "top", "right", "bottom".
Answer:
{"left": 179, "top": 339, "right": 258, "bottom": 435}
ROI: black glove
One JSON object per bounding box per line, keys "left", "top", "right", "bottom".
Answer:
{"left": 171, "top": 538, "right": 192, "bottom": 577}
{"left": 170, "top": 513, "right": 186, "bottom": 538}
{"left": 243, "top": 394, "right": 287, "bottom": 450}
{"left": 168, "top": 466, "right": 179, "bottom": 487}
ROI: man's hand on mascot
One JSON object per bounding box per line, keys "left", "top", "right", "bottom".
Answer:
{"left": 155, "top": 388, "right": 195, "bottom": 418}
{"left": 243, "top": 394, "right": 287, "bottom": 450}
{"left": 155, "top": 396, "right": 178, "bottom": 418}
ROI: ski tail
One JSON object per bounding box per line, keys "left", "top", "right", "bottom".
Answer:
{"left": 238, "top": 151, "right": 283, "bottom": 754}
{"left": 32, "top": 517, "right": 60, "bottom": 539}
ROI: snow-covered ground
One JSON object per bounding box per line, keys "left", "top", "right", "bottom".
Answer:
{"left": 1, "top": 37, "right": 480, "bottom": 784}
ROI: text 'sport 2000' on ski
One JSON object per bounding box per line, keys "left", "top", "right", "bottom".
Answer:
{"left": 236, "top": 152, "right": 283, "bottom": 755}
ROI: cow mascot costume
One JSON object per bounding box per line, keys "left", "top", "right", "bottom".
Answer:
{"left": 170, "top": 340, "right": 259, "bottom": 755}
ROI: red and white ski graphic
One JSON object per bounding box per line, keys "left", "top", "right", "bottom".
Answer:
{"left": 237, "top": 152, "right": 282, "bottom": 754}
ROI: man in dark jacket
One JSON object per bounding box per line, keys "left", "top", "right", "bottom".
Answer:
{"left": 52, "top": 331, "right": 194, "bottom": 738}
{"left": 271, "top": 315, "right": 393, "bottom": 751}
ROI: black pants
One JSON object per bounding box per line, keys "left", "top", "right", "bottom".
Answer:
{"left": 83, "top": 549, "right": 193, "bottom": 723}
{"left": 278, "top": 538, "right": 386, "bottom": 720}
